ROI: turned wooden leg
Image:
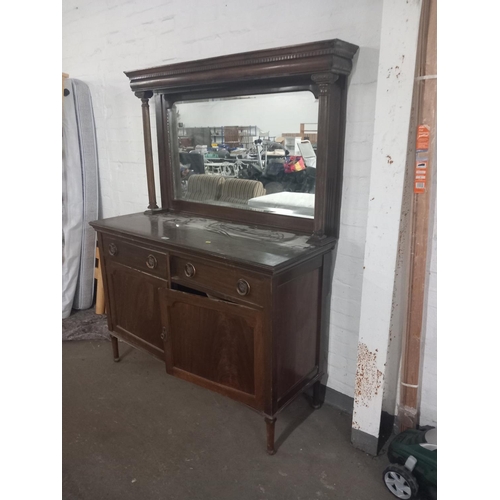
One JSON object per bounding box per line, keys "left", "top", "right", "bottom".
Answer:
{"left": 265, "top": 417, "right": 276, "bottom": 455}
{"left": 311, "top": 381, "right": 323, "bottom": 409}
{"left": 111, "top": 336, "right": 120, "bottom": 362}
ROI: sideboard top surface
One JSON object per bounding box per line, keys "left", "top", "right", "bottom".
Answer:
{"left": 90, "top": 212, "right": 334, "bottom": 270}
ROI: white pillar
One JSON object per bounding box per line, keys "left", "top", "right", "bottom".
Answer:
{"left": 351, "top": 0, "right": 422, "bottom": 455}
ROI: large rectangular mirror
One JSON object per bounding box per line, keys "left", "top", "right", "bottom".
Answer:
{"left": 170, "top": 91, "right": 319, "bottom": 219}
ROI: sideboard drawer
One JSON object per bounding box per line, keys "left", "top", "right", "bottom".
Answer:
{"left": 101, "top": 235, "right": 168, "bottom": 280}
{"left": 170, "top": 255, "right": 267, "bottom": 305}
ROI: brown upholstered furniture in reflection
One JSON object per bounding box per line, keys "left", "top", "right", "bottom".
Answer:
{"left": 184, "top": 174, "right": 225, "bottom": 202}
{"left": 218, "top": 178, "right": 266, "bottom": 206}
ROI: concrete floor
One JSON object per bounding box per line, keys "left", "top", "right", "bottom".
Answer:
{"left": 63, "top": 337, "right": 395, "bottom": 500}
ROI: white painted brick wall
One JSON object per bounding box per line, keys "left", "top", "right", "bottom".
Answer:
{"left": 63, "top": 0, "right": 384, "bottom": 398}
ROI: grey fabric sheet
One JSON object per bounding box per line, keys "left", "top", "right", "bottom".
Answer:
{"left": 62, "top": 79, "right": 83, "bottom": 319}
{"left": 62, "top": 79, "right": 99, "bottom": 318}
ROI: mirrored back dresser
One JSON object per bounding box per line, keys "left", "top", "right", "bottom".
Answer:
{"left": 90, "top": 38, "right": 358, "bottom": 454}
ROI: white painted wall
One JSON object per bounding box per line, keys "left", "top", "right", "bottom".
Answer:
{"left": 63, "top": 0, "right": 384, "bottom": 399}
{"left": 177, "top": 92, "right": 319, "bottom": 139}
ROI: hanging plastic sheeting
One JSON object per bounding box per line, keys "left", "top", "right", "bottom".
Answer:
{"left": 62, "top": 79, "right": 99, "bottom": 319}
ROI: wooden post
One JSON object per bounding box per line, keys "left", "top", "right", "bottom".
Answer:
{"left": 310, "top": 73, "right": 339, "bottom": 241}
{"left": 398, "top": 0, "right": 436, "bottom": 431}
{"left": 135, "top": 90, "right": 159, "bottom": 211}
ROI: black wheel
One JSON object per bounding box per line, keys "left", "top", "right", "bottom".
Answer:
{"left": 383, "top": 464, "right": 419, "bottom": 499}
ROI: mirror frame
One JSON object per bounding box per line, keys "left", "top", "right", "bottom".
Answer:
{"left": 125, "top": 39, "right": 358, "bottom": 240}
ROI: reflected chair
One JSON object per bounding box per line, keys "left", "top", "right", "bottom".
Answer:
{"left": 218, "top": 178, "right": 266, "bottom": 206}
{"left": 184, "top": 174, "right": 225, "bottom": 202}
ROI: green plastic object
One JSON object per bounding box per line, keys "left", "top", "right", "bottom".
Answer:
{"left": 383, "top": 427, "right": 437, "bottom": 499}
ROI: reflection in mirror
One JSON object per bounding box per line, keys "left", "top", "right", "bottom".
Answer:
{"left": 172, "top": 92, "right": 319, "bottom": 219}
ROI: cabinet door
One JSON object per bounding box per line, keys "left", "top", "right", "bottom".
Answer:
{"left": 159, "top": 288, "right": 263, "bottom": 409}
{"left": 106, "top": 262, "right": 166, "bottom": 360}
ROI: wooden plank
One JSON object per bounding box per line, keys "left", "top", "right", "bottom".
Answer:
{"left": 399, "top": 0, "right": 437, "bottom": 430}
{"left": 95, "top": 246, "right": 106, "bottom": 315}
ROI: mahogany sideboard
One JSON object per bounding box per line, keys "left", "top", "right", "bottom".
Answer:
{"left": 90, "top": 39, "right": 358, "bottom": 454}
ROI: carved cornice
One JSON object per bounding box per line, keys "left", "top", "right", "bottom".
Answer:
{"left": 129, "top": 49, "right": 348, "bottom": 82}
{"left": 125, "top": 39, "right": 359, "bottom": 93}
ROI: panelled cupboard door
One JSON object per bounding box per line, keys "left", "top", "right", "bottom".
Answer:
{"left": 159, "top": 288, "right": 264, "bottom": 410}
{"left": 106, "top": 262, "right": 166, "bottom": 360}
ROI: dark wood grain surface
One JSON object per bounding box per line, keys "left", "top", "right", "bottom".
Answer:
{"left": 275, "top": 268, "right": 320, "bottom": 404}
{"left": 101, "top": 234, "right": 168, "bottom": 280}
{"left": 163, "top": 290, "right": 257, "bottom": 394}
{"left": 159, "top": 288, "right": 262, "bottom": 409}
{"left": 91, "top": 212, "right": 335, "bottom": 271}
{"left": 105, "top": 262, "right": 166, "bottom": 360}
{"left": 170, "top": 253, "right": 267, "bottom": 307}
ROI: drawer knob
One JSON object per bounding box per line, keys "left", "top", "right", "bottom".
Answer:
{"left": 236, "top": 279, "right": 250, "bottom": 296}
{"left": 184, "top": 263, "right": 196, "bottom": 278}
{"left": 108, "top": 243, "right": 118, "bottom": 256}
{"left": 146, "top": 254, "right": 157, "bottom": 269}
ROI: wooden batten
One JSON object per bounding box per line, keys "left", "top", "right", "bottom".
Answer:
{"left": 398, "top": 0, "right": 437, "bottom": 431}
